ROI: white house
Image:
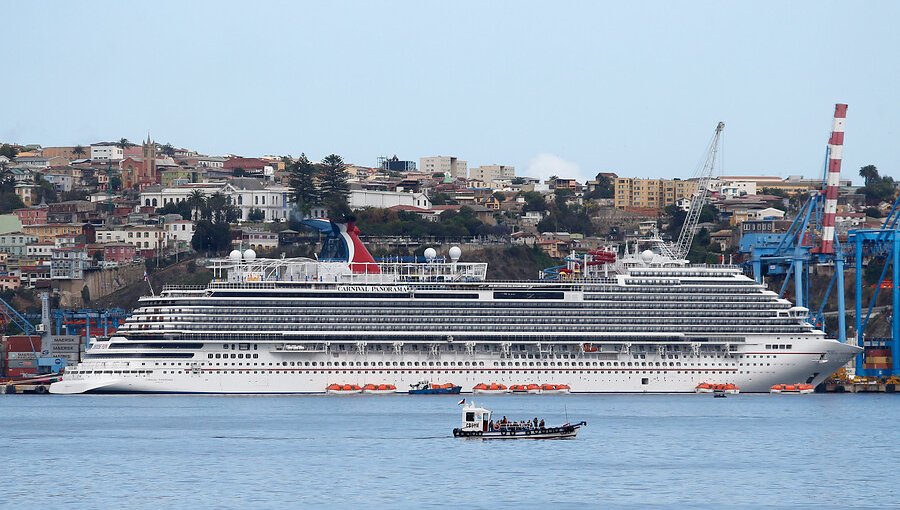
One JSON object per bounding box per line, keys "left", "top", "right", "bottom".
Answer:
{"left": 95, "top": 226, "right": 167, "bottom": 251}
{"left": 90, "top": 143, "right": 125, "bottom": 161}
{"left": 139, "top": 178, "right": 293, "bottom": 222}
{"left": 163, "top": 219, "right": 195, "bottom": 245}
{"left": 748, "top": 207, "right": 786, "bottom": 220}
{"left": 349, "top": 189, "right": 431, "bottom": 210}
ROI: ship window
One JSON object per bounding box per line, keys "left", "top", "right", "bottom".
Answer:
{"left": 223, "top": 344, "right": 228, "bottom": 349}
{"left": 208, "top": 354, "right": 213, "bottom": 358}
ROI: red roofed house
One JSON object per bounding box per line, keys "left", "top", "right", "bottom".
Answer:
{"left": 224, "top": 157, "right": 274, "bottom": 180}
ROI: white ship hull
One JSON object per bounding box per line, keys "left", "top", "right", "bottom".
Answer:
{"left": 51, "top": 337, "right": 857, "bottom": 394}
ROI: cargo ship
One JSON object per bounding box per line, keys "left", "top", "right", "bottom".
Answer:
{"left": 51, "top": 219, "right": 860, "bottom": 394}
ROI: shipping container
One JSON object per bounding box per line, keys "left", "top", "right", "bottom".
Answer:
{"left": 6, "top": 352, "right": 37, "bottom": 360}
{"left": 5, "top": 368, "right": 37, "bottom": 378}
{"left": 7, "top": 360, "right": 37, "bottom": 368}
{"left": 865, "top": 356, "right": 892, "bottom": 364}
{"left": 5, "top": 336, "right": 42, "bottom": 352}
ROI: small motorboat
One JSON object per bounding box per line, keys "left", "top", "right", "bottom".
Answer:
{"left": 713, "top": 392, "right": 728, "bottom": 398}
{"left": 473, "top": 382, "right": 508, "bottom": 394}
{"left": 326, "top": 383, "right": 362, "bottom": 394}
{"left": 408, "top": 381, "right": 462, "bottom": 395}
{"left": 362, "top": 383, "right": 396, "bottom": 394}
{"left": 452, "top": 401, "right": 586, "bottom": 440}
{"left": 540, "top": 384, "right": 571, "bottom": 394}
{"left": 770, "top": 383, "right": 814, "bottom": 394}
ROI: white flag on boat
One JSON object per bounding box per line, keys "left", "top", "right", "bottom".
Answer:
{"left": 457, "top": 399, "right": 465, "bottom": 405}
{"left": 143, "top": 271, "right": 149, "bottom": 282}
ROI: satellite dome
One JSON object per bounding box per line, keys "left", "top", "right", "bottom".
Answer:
{"left": 449, "top": 246, "right": 462, "bottom": 262}
{"left": 640, "top": 250, "right": 654, "bottom": 263}
{"left": 243, "top": 249, "right": 257, "bottom": 261}
{"left": 424, "top": 247, "right": 437, "bottom": 260}
{"left": 229, "top": 250, "right": 242, "bottom": 261}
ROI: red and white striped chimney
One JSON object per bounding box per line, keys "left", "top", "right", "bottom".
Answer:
{"left": 819, "top": 103, "right": 847, "bottom": 254}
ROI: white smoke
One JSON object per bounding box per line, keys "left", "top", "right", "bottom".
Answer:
{"left": 525, "top": 153, "right": 587, "bottom": 182}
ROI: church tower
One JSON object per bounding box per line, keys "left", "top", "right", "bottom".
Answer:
{"left": 141, "top": 134, "right": 158, "bottom": 185}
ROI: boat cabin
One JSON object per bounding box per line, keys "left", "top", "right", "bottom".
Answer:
{"left": 460, "top": 402, "right": 492, "bottom": 433}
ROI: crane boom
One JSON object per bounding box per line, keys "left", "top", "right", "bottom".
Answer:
{"left": 671, "top": 121, "right": 724, "bottom": 260}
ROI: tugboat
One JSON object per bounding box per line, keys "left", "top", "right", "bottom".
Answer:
{"left": 452, "top": 401, "right": 586, "bottom": 440}
{"left": 408, "top": 381, "right": 462, "bottom": 395}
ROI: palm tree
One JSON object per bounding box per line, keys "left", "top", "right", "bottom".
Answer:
{"left": 859, "top": 165, "right": 879, "bottom": 187}
{"left": 187, "top": 189, "right": 206, "bottom": 221}
{"left": 207, "top": 191, "right": 228, "bottom": 223}
{"left": 72, "top": 145, "right": 86, "bottom": 158}
{"left": 116, "top": 138, "right": 130, "bottom": 159}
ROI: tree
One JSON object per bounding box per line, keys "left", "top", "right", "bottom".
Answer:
{"left": 157, "top": 201, "right": 193, "bottom": 220}
{"left": 287, "top": 153, "right": 320, "bottom": 216}
{"left": 72, "top": 145, "right": 86, "bottom": 158}
{"left": 191, "top": 220, "right": 232, "bottom": 253}
{"left": 109, "top": 174, "right": 122, "bottom": 192}
{"left": 859, "top": 164, "right": 880, "bottom": 187}
{"left": 318, "top": 154, "right": 350, "bottom": 219}
{"left": 0, "top": 192, "right": 24, "bottom": 213}
{"left": 188, "top": 189, "right": 206, "bottom": 221}
{"left": 522, "top": 192, "right": 548, "bottom": 212}
{"left": 160, "top": 143, "right": 176, "bottom": 157}
{"left": 584, "top": 173, "right": 614, "bottom": 199}
{"left": 430, "top": 191, "right": 452, "bottom": 206}
{"left": 865, "top": 207, "right": 883, "bottom": 219}
{"left": 116, "top": 138, "right": 130, "bottom": 154}
{"left": 248, "top": 208, "right": 265, "bottom": 222}
{"left": 0, "top": 144, "right": 18, "bottom": 159}
{"left": 33, "top": 174, "right": 58, "bottom": 204}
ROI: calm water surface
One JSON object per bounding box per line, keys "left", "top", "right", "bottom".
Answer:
{"left": 1, "top": 394, "right": 897, "bottom": 509}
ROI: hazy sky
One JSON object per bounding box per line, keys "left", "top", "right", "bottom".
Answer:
{"left": 3, "top": 1, "right": 898, "bottom": 184}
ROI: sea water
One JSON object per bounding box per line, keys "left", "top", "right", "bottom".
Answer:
{"left": 1, "top": 394, "right": 897, "bottom": 509}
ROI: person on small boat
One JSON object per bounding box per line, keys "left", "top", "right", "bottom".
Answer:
{"left": 533, "top": 417, "right": 539, "bottom": 428}
{"left": 539, "top": 419, "right": 545, "bottom": 428}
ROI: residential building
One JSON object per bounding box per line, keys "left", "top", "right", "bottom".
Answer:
{"left": 15, "top": 183, "right": 39, "bottom": 207}
{"left": 102, "top": 243, "right": 137, "bottom": 263}
{"left": 25, "top": 242, "right": 54, "bottom": 260}
{"left": 0, "top": 232, "right": 39, "bottom": 257}
{"left": 90, "top": 143, "right": 125, "bottom": 161}
{"left": 378, "top": 155, "right": 416, "bottom": 173}
{"left": 41, "top": 172, "right": 74, "bottom": 192}
{"left": 22, "top": 223, "right": 96, "bottom": 244}
{"left": 0, "top": 275, "right": 20, "bottom": 291}
{"left": 349, "top": 189, "right": 431, "bottom": 210}
{"left": 469, "top": 165, "right": 515, "bottom": 185}
{"left": 614, "top": 178, "right": 698, "bottom": 210}
{"left": 223, "top": 157, "right": 274, "bottom": 180}
{"left": 50, "top": 247, "right": 90, "bottom": 280}
{"left": 95, "top": 226, "right": 166, "bottom": 253}
{"left": 420, "top": 156, "right": 467, "bottom": 180}
{"left": 237, "top": 229, "right": 279, "bottom": 251}
{"left": 163, "top": 219, "right": 195, "bottom": 245}
{"left": 13, "top": 205, "right": 49, "bottom": 226}
{"left": 140, "top": 179, "right": 292, "bottom": 222}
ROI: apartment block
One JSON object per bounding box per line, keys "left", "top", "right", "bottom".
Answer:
{"left": 614, "top": 178, "right": 698, "bottom": 210}
{"left": 420, "top": 156, "right": 467, "bottom": 180}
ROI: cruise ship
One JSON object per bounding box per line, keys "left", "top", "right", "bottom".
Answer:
{"left": 51, "top": 219, "right": 860, "bottom": 394}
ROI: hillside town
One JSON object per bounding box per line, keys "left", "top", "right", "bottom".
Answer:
{"left": 0, "top": 138, "right": 888, "bottom": 308}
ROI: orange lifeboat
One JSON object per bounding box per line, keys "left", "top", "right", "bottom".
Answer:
{"left": 695, "top": 382, "right": 713, "bottom": 394}
{"left": 363, "top": 383, "right": 396, "bottom": 395}
{"left": 474, "top": 382, "right": 508, "bottom": 394}
{"left": 327, "top": 383, "right": 362, "bottom": 394}
{"left": 770, "top": 383, "right": 814, "bottom": 394}
{"left": 582, "top": 343, "right": 599, "bottom": 353}
{"left": 541, "top": 383, "right": 571, "bottom": 394}
{"left": 526, "top": 383, "right": 542, "bottom": 394}
{"left": 509, "top": 384, "right": 529, "bottom": 393}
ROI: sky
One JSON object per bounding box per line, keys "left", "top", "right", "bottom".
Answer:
{"left": 3, "top": 1, "right": 899, "bottom": 184}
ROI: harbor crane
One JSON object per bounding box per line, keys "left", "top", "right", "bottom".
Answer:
{"left": 659, "top": 121, "right": 725, "bottom": 260}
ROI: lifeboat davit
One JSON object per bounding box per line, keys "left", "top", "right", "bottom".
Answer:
{"left": 362, "top": 383, "right": 396, "bottom": 394}
{"left": 770, "top": 383, "right": 814, "bottom": 394}
{"left": 473, "top": 382, "right": 508, "bottom": 394}
{"left": 541, "top": 384, "right": 571, "bottom": 394}
{"left": 326, "top": 383, "right": 362, "bottom": 394}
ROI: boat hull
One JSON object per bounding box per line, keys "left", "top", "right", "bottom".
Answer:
{"left": 454, "top": 422, "right": 586, "bottom": 440}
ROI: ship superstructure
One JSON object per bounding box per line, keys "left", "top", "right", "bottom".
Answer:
{"left": 51, "top": 219, "right": 860, "bottom": 394}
